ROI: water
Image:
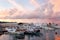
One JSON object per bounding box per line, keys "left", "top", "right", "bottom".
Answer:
{"left": 0, "top": 29, "right": 60, "bottom": 40}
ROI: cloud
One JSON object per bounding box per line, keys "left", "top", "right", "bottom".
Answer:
{"left": 0, "top": 0, "right": 60, "bottom": 19}
{"left": 0, "top": 9, "right": 10, "bottom": 19}
{"left": 7, "top": 0, "right": 31, "bottom": 18}
{"left": 0, "top": 0, "right": 60, "bottom": 24}
{"left": 2, "top": 0, "right": 53, "bottom": 19}
{"left": 0, "top": 6, "right": 5, "bottom": 11}
{"left": 50, "top": 0, "right": 60, "bottom": 12}
{"left": 30, "top": 0, "right": 40, "bottom": 8}
{"left": 52, "top": 12, "right": 60, "bottom": 18}
{"left": 7, "top": 0, "right": 24, "bottom": 11}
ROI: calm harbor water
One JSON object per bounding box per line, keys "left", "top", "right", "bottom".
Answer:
{"left": 0, "top": 29, "right": 60, "bottom": 40}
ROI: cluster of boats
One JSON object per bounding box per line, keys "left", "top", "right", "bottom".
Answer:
{"left": 0, "top": 23, "right": 60, "bottom": 39}
{"left": 4, "top": 26, "right": 42, "bottom": 39}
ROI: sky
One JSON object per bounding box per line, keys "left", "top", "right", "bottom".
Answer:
{"left": 0, "top": 0, "right": 60, "bottom": 23}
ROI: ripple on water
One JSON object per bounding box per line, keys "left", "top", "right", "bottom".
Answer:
{"left": 0, "top": 29, "right": 60, "bottom": 40}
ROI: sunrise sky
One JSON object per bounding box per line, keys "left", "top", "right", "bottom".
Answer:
{"left": 0, "top": 0, "right": 60, "bottom": 23}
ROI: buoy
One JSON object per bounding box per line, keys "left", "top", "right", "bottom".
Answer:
{"left": 55, "top": 32, "right": 57, "bottom": 35}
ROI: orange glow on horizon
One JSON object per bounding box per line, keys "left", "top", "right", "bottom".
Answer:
{"left": 55, "top": 35, "right": 60, "bottom": 40}
{"left": 0, "top": 19, "right": 59, "bottom": 24}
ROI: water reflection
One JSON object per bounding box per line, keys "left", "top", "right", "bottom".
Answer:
{"left": 0, "top": 29, "right": 60, "bottom": 40}
{"left": 0, "top": 34, "right": 41, "bottom": 40}
{"left": 0, "top": 34, "right": 12, "bottom": 40}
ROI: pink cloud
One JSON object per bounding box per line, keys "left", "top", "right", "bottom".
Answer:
{"left": 7, "top": 0, "right": 24, "bottom": 11}
{"left": 30, "top": 0, "right": 40, "bottom": 8}
{"left": 0, "top": 9, "right": 10, "bottom": 19}
{"left": 0, "top": 0, "right": 60, "bottom": 20}
{"left": 50, "top": 0, "right": 60, "bottom": 12}
{"left": 0, "top": 0, "right": 60, "bottom": 24}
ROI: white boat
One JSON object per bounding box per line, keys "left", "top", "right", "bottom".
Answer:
{"left": 26, "top": 28, "right": 34, "bottom": 32}
{"left": 5, "top": 27, "right": 16, "bottom": 33}
{"left": 40, "top": 23, "right": 60, "bottom": 31}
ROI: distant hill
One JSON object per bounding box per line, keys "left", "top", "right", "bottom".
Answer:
{"left": 0, "top": 21, "right": 17, "bottom": 23}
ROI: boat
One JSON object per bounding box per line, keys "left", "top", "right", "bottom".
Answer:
{"left": 5, "top": 27, "right": 16, "bottom": 33}
{"left": 5, "top": 27, "right": 25, "bottom": 39}
{"left": 24, "top": 27, "right": 42, "bottom": 36}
